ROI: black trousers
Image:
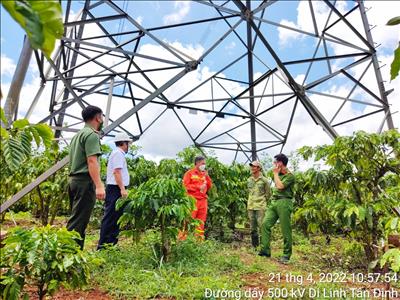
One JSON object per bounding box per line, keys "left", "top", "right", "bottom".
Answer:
{"left": 97, "top": 185, "right": 123, "bottom": 250}
{"left": 67, "top": 175, "right": 96, "bottom": 250}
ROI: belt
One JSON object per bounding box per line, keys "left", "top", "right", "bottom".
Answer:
{"left": 69, "top": 173, "right": 91, "bottom": 179}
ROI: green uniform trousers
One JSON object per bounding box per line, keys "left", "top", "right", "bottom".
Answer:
{"left": 260, "top": 198, "right": 293, "bottom": 258}
{"left": 67, "top": 175, "right": 96, "bottom": 249}
{"left": 248, "top": 209, "right": 265, "bottom": 247}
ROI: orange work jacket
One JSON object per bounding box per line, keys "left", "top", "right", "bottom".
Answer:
{"left": 183, "top": 168, "right": 212, "bottom": 201}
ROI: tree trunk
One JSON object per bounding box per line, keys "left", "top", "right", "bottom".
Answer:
{"left": 133, "top": 218, "right": 141, "bottom": 244}
{"left": 44, "top": 197, "right": 50, "bottom": 226}
{"left": 36, "top": 186, "right": 48, "bottom": 225}
{"left": 160, "top": 218, "right": 170, "bottom": 261}
{"left": 38, "top": 283, "right": 46, "bottom": 300}
{"left": 361, "top": 225, "right": 378, "bottom": 262}
{"left": 31, "top": 193, "right": 40, "bottom": 219}
{"left": 49, "top": 199, "right": 59, "bottom": 225}
{"left": 363, "top": 243, "right": 376, "bottom": 262}
{"left": 228, "top": 208, "right": 236, "bottom": 232}
{"left": 0, "top": 212, "right": 5, "bottom": 223}
{"left": 49, "top": 175, "right": 61, "bottom": 225}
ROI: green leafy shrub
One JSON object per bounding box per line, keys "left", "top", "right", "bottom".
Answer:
{"left": 204, "top": 158, "right": 249, "bottom": 240}
{"left": 0, "top": 108, "right": 53, "bottom": 172}
{"left": 379, "top": 248, "right": 400, "bottom": 272}
{"left": 0, "top": 146, "right": 70, "bottom": 225}
{"left": 118, "top": 175, "right": 196, "bottom": 259}
{"left": 127, "top": 156, "right": 157, "bottom": 188}
{"left": 297, "top": 130, "right": 400, "bottom": 262}
{"left": 0, "top": 226, "right": 90, "bottom": 300}
{"left": 0, "top": 108, "right": 60, "bottom": 222}
{"left": 293, "top": 170, "right": 340, "bottom": 239}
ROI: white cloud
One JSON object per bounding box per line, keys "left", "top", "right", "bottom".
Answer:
{"left": 278, "top": 1, "right": 348, "bottom": 47}
{"left": 1, "top": 54, "right": 16, "bottom": 77}
{"left": 163, "top": 1, "right": 191, "bottom": 25}
{"left": 278, "top": 20, "right": 301, "bottom": 47}
{"left": 135, "top": 16, "right": 143, "bottom": 26}
{"left": 364, "top": 1, "right": 400, "bottom": 51}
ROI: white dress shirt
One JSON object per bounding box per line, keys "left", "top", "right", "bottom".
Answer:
{"left": 106, "top": 147, "right": 129, "bottom": 187}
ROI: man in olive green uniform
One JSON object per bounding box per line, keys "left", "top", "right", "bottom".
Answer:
{"left": 67, "top": 105, "right": 105, "bottom": 249}
{"left": 259, "top": 153, "right": 295, "bottom": 264}
{"left": 247, "top": 161, "right": 271, "bottom": 248}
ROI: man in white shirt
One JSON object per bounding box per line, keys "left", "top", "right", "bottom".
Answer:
{"left": 98, "top": 133, "right": 132, "bottom": 249}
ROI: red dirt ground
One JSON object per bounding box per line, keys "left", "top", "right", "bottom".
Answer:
{"left": 24, "top": 286, "right": 112, "bottom": 300}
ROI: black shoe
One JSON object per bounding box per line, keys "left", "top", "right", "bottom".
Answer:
{"left": 258, "top": 252, "right": 271, "bottom": 257}
{"left": 278, "top": 256, "right": 290, "bottom": 264}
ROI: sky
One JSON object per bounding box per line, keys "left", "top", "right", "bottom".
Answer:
{"left": 1, "top": 0, "right": 399, "bottom": 166}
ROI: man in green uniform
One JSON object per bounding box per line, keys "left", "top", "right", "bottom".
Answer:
{"left": 259, "top": 153, "right": 295, "bottom": 264}
{"left": 67, "top": 105, "right": 105, "bottom": 249}
{"left": 247, "top": 161, "right": 271, "bottom": 248}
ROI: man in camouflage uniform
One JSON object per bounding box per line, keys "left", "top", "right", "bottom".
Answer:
{"left": 247, "top": 161, "right": 271, "bottom": 248}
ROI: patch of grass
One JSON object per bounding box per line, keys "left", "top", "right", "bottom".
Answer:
{"left": 294, "top": 235, "right": 368, "bottom": 272}
{"left": 90, "top": 233, "right": 244, "bottom": 299}
{"left": 90, "top": 230, "right": 375, "bottom": 299}
{"left": 2, "top": 211, "right": 37, "bottom": 227}
{"left": 4, "top": 211, "right": 32, "bottom": 221}
{"left": 4, "top": 216, "right": 393, "bottom": 299}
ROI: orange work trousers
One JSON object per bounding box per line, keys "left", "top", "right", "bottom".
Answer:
{"left": 178, "top": 198, "right": 208, "bottom": 240}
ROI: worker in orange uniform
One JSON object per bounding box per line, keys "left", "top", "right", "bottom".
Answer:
{"left": 180, "top": 155, "right": 212, "bottom": 239}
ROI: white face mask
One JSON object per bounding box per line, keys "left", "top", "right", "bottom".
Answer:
{"left": 199, "top": 165, "right": 206, "bottom": 172}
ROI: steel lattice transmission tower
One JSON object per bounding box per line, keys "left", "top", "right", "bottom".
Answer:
{"left": 23, "top": 0, "right": 395, "bottom": 160}
{"left": 1, "top": 0, "right": 396, "bottom": 212}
